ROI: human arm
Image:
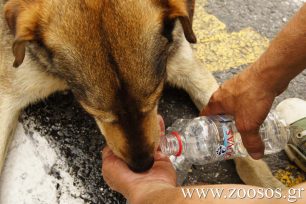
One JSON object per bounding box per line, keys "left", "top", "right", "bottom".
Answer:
{"left": 201, "top": 3, "right": 306, "bottom": 159}
{"left": 102, "top": 147, "right": 304, "bottom": 204}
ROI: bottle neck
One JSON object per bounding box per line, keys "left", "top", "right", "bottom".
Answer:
{"left": 160, "top": 132, "right": 183, "bottom": 157}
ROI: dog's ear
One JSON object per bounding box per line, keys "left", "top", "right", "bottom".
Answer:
{"left": 4, "top": 0, "right": 40, "bottom": 68}
{"left": 161, "top": 0, "right": 197, "bottom": 43}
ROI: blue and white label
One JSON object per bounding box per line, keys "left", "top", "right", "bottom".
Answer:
{"left": 216, "top": 145, "right": 227, "bottom": 156}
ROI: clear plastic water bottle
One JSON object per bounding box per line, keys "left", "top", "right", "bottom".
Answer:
{"left": 160, "top": 111, "right": 290, "bottom": 184}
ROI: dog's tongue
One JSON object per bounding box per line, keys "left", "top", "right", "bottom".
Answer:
{"left": 157, "top": 115, "right": 165, "bottom": 136}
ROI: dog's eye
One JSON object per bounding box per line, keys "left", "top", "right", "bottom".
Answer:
{"left": 109, "top": 120, "right": 119, "bottom": 125}
{"left": 162, "top": 18, "right": 176, "bottom": 43}
{"left": 80, "top": 102, "right": 119, "bottom": 123}
{"left": 95, "top": 113, "right": 119, "bottom": 123}
{"left": 96, "top": 115, "right": 119, "bottom": 124}
{"left": 140, "top": 82, "right": 163, "bottom": 113}
{"left": 154, "top": 45, "right": 170, "bottom": 78}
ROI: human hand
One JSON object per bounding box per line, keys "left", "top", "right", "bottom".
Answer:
{"left": 201, "top": 67, "right": 278, "bottom": 159}
{"left": 102, "top": 147, "right": 176, "bottom": 204}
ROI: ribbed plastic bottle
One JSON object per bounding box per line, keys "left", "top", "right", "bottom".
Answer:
{"left": 160, "top": 111, "right": 290, "bottom": 184}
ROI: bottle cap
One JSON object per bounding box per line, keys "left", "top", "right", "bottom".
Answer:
{"left": 171, "top": 132, "right": 183, "bottom": 157}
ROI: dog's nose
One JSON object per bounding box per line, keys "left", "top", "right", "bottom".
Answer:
{"left": 128, "top": 156, "right": 154, "bottom": 173}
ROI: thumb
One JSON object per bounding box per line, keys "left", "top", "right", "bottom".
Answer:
{"left": 239, "top": 130, "right": 265, "bottom": 160}
{"left": 101, "top": 147, "right": 132, "bottom": 178}
{"left": 102, "top": 146, "right": 113, "bottom": 160}
{"left": 201, "top": 94, "right": 226, "bottom": 116}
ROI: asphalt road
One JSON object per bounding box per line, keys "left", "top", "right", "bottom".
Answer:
{"left": 2, "top": 0, "right": 306, "bottom": 203}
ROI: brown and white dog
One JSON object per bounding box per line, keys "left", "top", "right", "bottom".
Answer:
{"left": 0, "top": 0, "right": 284, "bottom": 188}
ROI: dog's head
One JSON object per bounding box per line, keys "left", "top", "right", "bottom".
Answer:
{"left": 4, "top": 0, "right": 196, "bottom": 172}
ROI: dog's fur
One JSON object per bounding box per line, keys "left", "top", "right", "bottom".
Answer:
{"left": 0, "top": 0, "right": 285, "bottom": 188}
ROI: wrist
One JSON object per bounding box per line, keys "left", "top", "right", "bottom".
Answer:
{"left": 248, "top": 62, "right": 289, "bottom": 96}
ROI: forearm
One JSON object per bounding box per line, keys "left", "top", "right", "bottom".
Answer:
{"left": 251, "top": 3, "right": 306, "bottom": 95}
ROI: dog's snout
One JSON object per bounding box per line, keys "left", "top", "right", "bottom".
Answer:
{"left": 128, "top": 156, "right": 154, "bottom": 173}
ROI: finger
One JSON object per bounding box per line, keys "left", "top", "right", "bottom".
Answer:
{"left": 240, "top": 131, "right": 265, "bottom": 159}
{"left": 101, "top": 148, "right": 134, "bottom": 192}
{"left": 102, "top": 146, "right": 113, "bottom": 160}
{"left": 101, "top": 147, "right": 131, "bottom": 175}
{"left": 158, "top": 115, "right": 165, "bottom": 136}
{"left": 200, "top": 88, "right": 227, "bottom": 116}
{"left": 154, "top": 151, "right": 171, "bottom": 162}
{"left": 201, "top": 98, "right": 225, "bottom": 116}
{"left": 157, "top": 115, "right": 165, "bottom": 151}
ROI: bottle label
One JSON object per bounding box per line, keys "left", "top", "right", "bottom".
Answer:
{"left": 216, "top": 116, "right": 235, "bottom": 159}
{"left": 216, "top": 144, "right": 227, "bottom": 156}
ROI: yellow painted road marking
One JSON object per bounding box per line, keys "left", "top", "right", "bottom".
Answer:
{"left": 274, "top": 165, "right": 305, "bottom": 187}
{"left": 193, "top": 0, "right": 270, "bottom": 72}
{"left": 194, "top": 0, "right": 305, "bottom": 186}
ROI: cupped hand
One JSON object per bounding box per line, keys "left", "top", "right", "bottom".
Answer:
{"left": 102, "top": 147, "right": 176, "bottom": 203}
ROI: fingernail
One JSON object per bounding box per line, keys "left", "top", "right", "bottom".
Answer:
{"left": 250, "top": 153, "right": 263, "bottom": 160}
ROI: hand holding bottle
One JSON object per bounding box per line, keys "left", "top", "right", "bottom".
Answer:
{"left": 201, "top": 67, "right": 277, "bottom": 159}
